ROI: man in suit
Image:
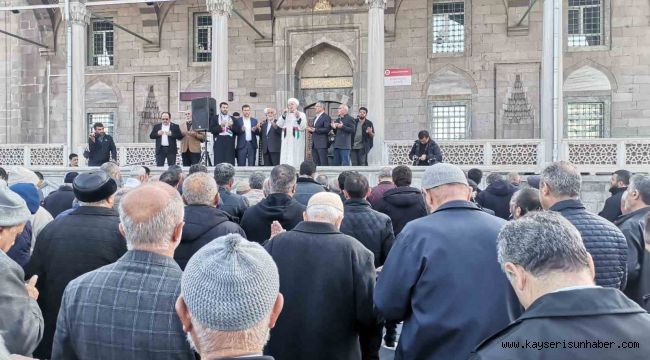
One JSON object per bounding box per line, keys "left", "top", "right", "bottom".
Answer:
{"left": 87, "top": 122, "right": 117, "bottom": 166}
{"left": 233, "top": 104, "right": 259, "bottom": 166}
{"left": 179, "top": 111, "right": 205, "bottom": 166}
{"left": 259, "top": 108, "right": 282, "bottom": 166}
{"left": 307, "top": 101, "right": 331, "bottom": 166}
{"left": 331, "top": 104, "right": 355, "bottom": 166}
{"left": 150, "top": 112, "right": 183, "bottom": 167}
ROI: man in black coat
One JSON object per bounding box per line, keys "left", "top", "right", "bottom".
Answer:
{"left": 615, "top": 174, "right": 650, "bottom": 305}
{"left": 373, "top": 165, "right": 428, "bottom": 236}
{"left": 470, "top": 212, "right": 650, "bottom": 360}
{"left": 476, "top": 173, "right": 518, "bottom": 220}
{"left": 150, "top": 112, "right": 183, "bottom": 167}
{"left": 306, "top": 101, "right": 332, "bottom": 166}
{"left": 259, "top": 108, "right": 282, "bottom": 166}
{"left": 213, "top": 163, "right": 249, "bottom": 223}
{"left": 233, "top": 104, "right": 260, "bottom": 166}
{"left": 264, "top": 192, "right": 381, "bottom": 360}
{"left": 86, "top": 122, "right": 117, "bottom": 166}
{"left": 340, "top": 172, "right": 394, "bottom": 268}
{"left": 241, "top": 164, "right": 306, "bottom": 244}
{"left": 331, "top": 104, "right": 355, "bottom": 166}
{"left": 294, "top": 160, "right": 325, "bottom": 206}
{"left": 350, "top": 107, "right": 374, "bottom": 166}
{"left": 408, "top": 130, "right": 442, "bottom": 166}
{"left": 540, "top": 161, "right": 628, "bottom": 290}
{"left": 599, "top": 169, "right": 631, "bottom": 222}
{"left": 24, "top": 171, "right": 126, "bottom": 359}
{"left": 176, "top": 172, "right": 246, "bottom": 270}
{"left": 375, "top": 164, "right": 511, "bottom": 360}
{"left": 42, "top": 171, "right": 78, "bottom": 218}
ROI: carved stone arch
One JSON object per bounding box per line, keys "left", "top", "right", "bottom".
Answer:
{"left": 292, "top": 40, "right": 357, "bottom": 73}
{"left": 85, "top": 79, "right": 121, "bottom": 104}
{"left": 27, "top": 0, "right": 59, "bottom": 47}
{"left": 564, "top": 59, "right": 617, "bottom": 92}
{"left": 424, "top": 64, "right": 478, "bottom": 97}
{"left": 295, "top": 43, "right": 353, "bottom": 79}
{"left": 303, "top": 91, "right": 352, "bottom": 109}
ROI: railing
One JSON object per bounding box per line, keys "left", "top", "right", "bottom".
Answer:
{"left": 2, "top": 139, "right": 650, "bottom": 173}
{"left": 384, "top": 139, "right": 545, "bottom": 172}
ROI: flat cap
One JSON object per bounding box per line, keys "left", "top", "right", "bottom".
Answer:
{"left": 0, "top": 180, "right": 31, "bottom": 227}
{"left": 421, "top": 163, "right": 468, "bottom": 190}
{"left": 73, "top": 171, "right": 117, "bottom": 202}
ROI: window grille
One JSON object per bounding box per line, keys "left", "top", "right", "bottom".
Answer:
{"left": 567, "top": 102, "right": 604, "bottom": 138}
{"left": 431, "top": 105, "right": 467, "bottom": 140}
{"left": 90, "top": 19, "right": 114, "bottom": 66}
{"left": 87, "top": 113, "right": 115, "bottom": 137}
{"left": 568, "top": 0, "right": 603, "bottom": 47}
{"left": 194, "top": 13, "right": 212, "bottom": 62}
{"left": 432, "top": 2, "right": 465, "bottom": 54}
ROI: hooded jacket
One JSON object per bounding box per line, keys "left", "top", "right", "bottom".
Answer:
{"left": 476, "top": 180, "right": 517, "bottom": 220}
{"left": 240, "top": 193, "right": 306, "bottom": 244}
{"left": 374, "top": 186, "right": 428, "bottom": 236}
{"left": 175, "top": 205, "right": 246, "bottom": 270}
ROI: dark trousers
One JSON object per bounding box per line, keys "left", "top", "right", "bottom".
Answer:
{"left": 312, "top": 148, "right": 329, "bottom": 166}
{"left": 236, "top": 141, "right": 257, "bottom": 166}
{"left": 181, "top": 151, "right": 201, "bottom": 166}
{"left": 351, "top": 148, "right": 368, "bottom": 166}
{"left": 263, "top": 151, "right": 280, "bottom": 166}
{"left": 156, "top": 146, "right": 176, "bottom": 166}
{"left": 333, "top": 148, "right": 350, "bottom": 166}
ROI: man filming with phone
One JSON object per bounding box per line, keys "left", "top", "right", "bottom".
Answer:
{"left": 87, "top": 122, "right": 117, "bottom": 166}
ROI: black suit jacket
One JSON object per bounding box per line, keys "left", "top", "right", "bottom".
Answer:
{"left": 260, "top": 120, "right": 283, "bottom": 153}
{"left": 312, "top": 112, "right": 332, "bottom": 149}
{"left": 332, "top": 114, "right": 355, "bottom": 150}
{"left": 87, "top": 134, "right": 117, "bottom": 166}
{"left": 233, "top": 117, "right": 259, "bottom": 149}
{"left": 149, "top": 123, "right": 183, "bottom": 154}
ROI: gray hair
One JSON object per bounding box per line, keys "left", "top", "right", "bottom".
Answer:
{"left": 214, "top": 163, "right": 236, "bottom": 186}
{"left": 119, "top": 187, "right": 184, "bottom": 250}
{"left": 315, "top": 174, "right": 328, "bottom": 187}
{"left": 541, "top": 161, "right": 581, "bottom": 197}
{"left": 190, "top": 316, "right": 270, "bottom": 355}
{"left": 100, "top": 162, "right": 123, "bottom": 188}
{"left": 270, "top": 164, "right": 296, "bottom": 194}
{"left": 497, "top": 211, "right": 591, "bottom": 277}
{"left": 378, "top": 166, "right": 392, "bottom": 180}
{"left": 249, "top": 172, "right": 266, "bottom": 190}
{"left": 629, "top": 174, "right": 650, "bottom": 205}
{"left": 486, "top": 173, "right": 504, "bottom": 185}
{"left": 315, "top": 101, "right": 325, "bottom": 109}
{"left": 262, "top": 178, "right": 271, "bottom": 197}
{"left": 306, "top": 204, "right": 342, "bottom": 224}
{"left": 183, "top": 173, "right": 218, "bottom": 206}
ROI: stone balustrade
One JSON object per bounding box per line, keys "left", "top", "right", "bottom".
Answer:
{"left": 2, "top": 139, "right": 650, "bottom": 174}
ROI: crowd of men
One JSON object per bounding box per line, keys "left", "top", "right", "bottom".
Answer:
{"left": 84, "top": 101, "right": 446, "bottom": 170}
{"left": 1, "top": 160, "right": 650, "bottom": 360}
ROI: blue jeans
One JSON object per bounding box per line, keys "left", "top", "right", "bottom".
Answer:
{"left": 333, "top": 148, "right": 350, "bottom": 166}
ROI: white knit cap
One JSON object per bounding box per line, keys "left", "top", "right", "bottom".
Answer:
{"left": 0, "top": 180, "right": 31, "bottom": 227}
{"left": 182, "top": 234, "right": 280, "bottom": 331}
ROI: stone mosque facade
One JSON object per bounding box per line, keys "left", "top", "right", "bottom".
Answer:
{"left": 0, "top": 0, "right": 649, "bottom": 149}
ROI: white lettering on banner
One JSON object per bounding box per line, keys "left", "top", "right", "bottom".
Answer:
{"left": 384, "top": 68, "right": 412, "bottom": 87}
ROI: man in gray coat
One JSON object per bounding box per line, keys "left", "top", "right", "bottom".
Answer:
{"left": 0, "top": 181, "right": 43, "bottom": 356}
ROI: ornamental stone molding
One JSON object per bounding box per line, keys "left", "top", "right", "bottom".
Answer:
{"left": 69, "top": 2, "right": 90, "bottom": 25}
{"left": 206, "top": 0, "right": 233, "bottom": 16}
{"left": 366, "top": 0, "right": 387, "bottom": 9}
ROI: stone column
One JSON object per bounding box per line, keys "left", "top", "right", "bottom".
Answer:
{"left": 69, "top": 1, "right": 89, "bottom": 154}
{"left": 541, "top": 0, "right": 563, "bottom": 162}
{"left": 207, "top": 0, "right": 232, "bottom": 103}
{"left": 366, "top": 0, "right": 386, "bottom": 165}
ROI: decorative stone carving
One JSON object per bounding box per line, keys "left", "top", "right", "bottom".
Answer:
{"left": 568, "top": 143, "right": 617, "bottom": 165}
{"left": 314, "top": 0, "right": 332, "bottom": 11}
{"left": 440, "top": 144, "right": 484, "bottom": 165}
{"left": 68, "top": 2, "right": 90, "bottom": 25}
{"left": 30, "top": 147, "right": 65, "bottom": 166}
{"left": 626, "top": 143, "right": 650, "bottom": 165}
{"left": 492, "top": 144, "right": 537, "bottom": 165}
{"left": 139, "top": 86, "right": 161, "bottom": 143}
{"left": 0, "top": 148, "right": 25, "bottom": 165}
{"left": 206, "top": 0, "right": 233, "bottom": 16}
{"left": 366, "top": 0, "right": 387, "bottom": 9}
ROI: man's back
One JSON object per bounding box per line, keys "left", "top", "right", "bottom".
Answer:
{"left": 241, "top": 193, "right": 306, "bottom": 244}
{"left": 340, "top": 199, "right": 394, "bottom": 268}
{"left": 24, "top": 206, "right": 127, "bottom": 358}
{"left": 374, "top": 186, "right": 428, "bottom": 235}
{"left": 375, "top": 200, "right": 511, "bottom": 360}
{"left": 42, "top": 186, "right": 75, "bottom": 218}
{"left": 264, "top": 221, "right": 378, "bottom": 360}
{"left": 470, "top": 288, "right": 650, "bottom": 360}
{"left": 294, "top": 177, "right": 325, "bottom": 206}
{"left": 475, "top": 180, "right": 517, "bottom": 220}
{"left": 52, "top": 251, "right": 194, "bottom": 360}
{"left": 218, "top": 186, "right": 249, "bottom": 222}
{"left": 550, "top": 199, "right": 628, "bottom": 289}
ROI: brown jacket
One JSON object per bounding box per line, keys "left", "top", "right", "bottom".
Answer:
{"left": 179, "top": 119, "right": 205, "bottom": 153}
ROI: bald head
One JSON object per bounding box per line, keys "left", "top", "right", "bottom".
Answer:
{"left": 119, "top": 182, "right": 184, "bottom": 251}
